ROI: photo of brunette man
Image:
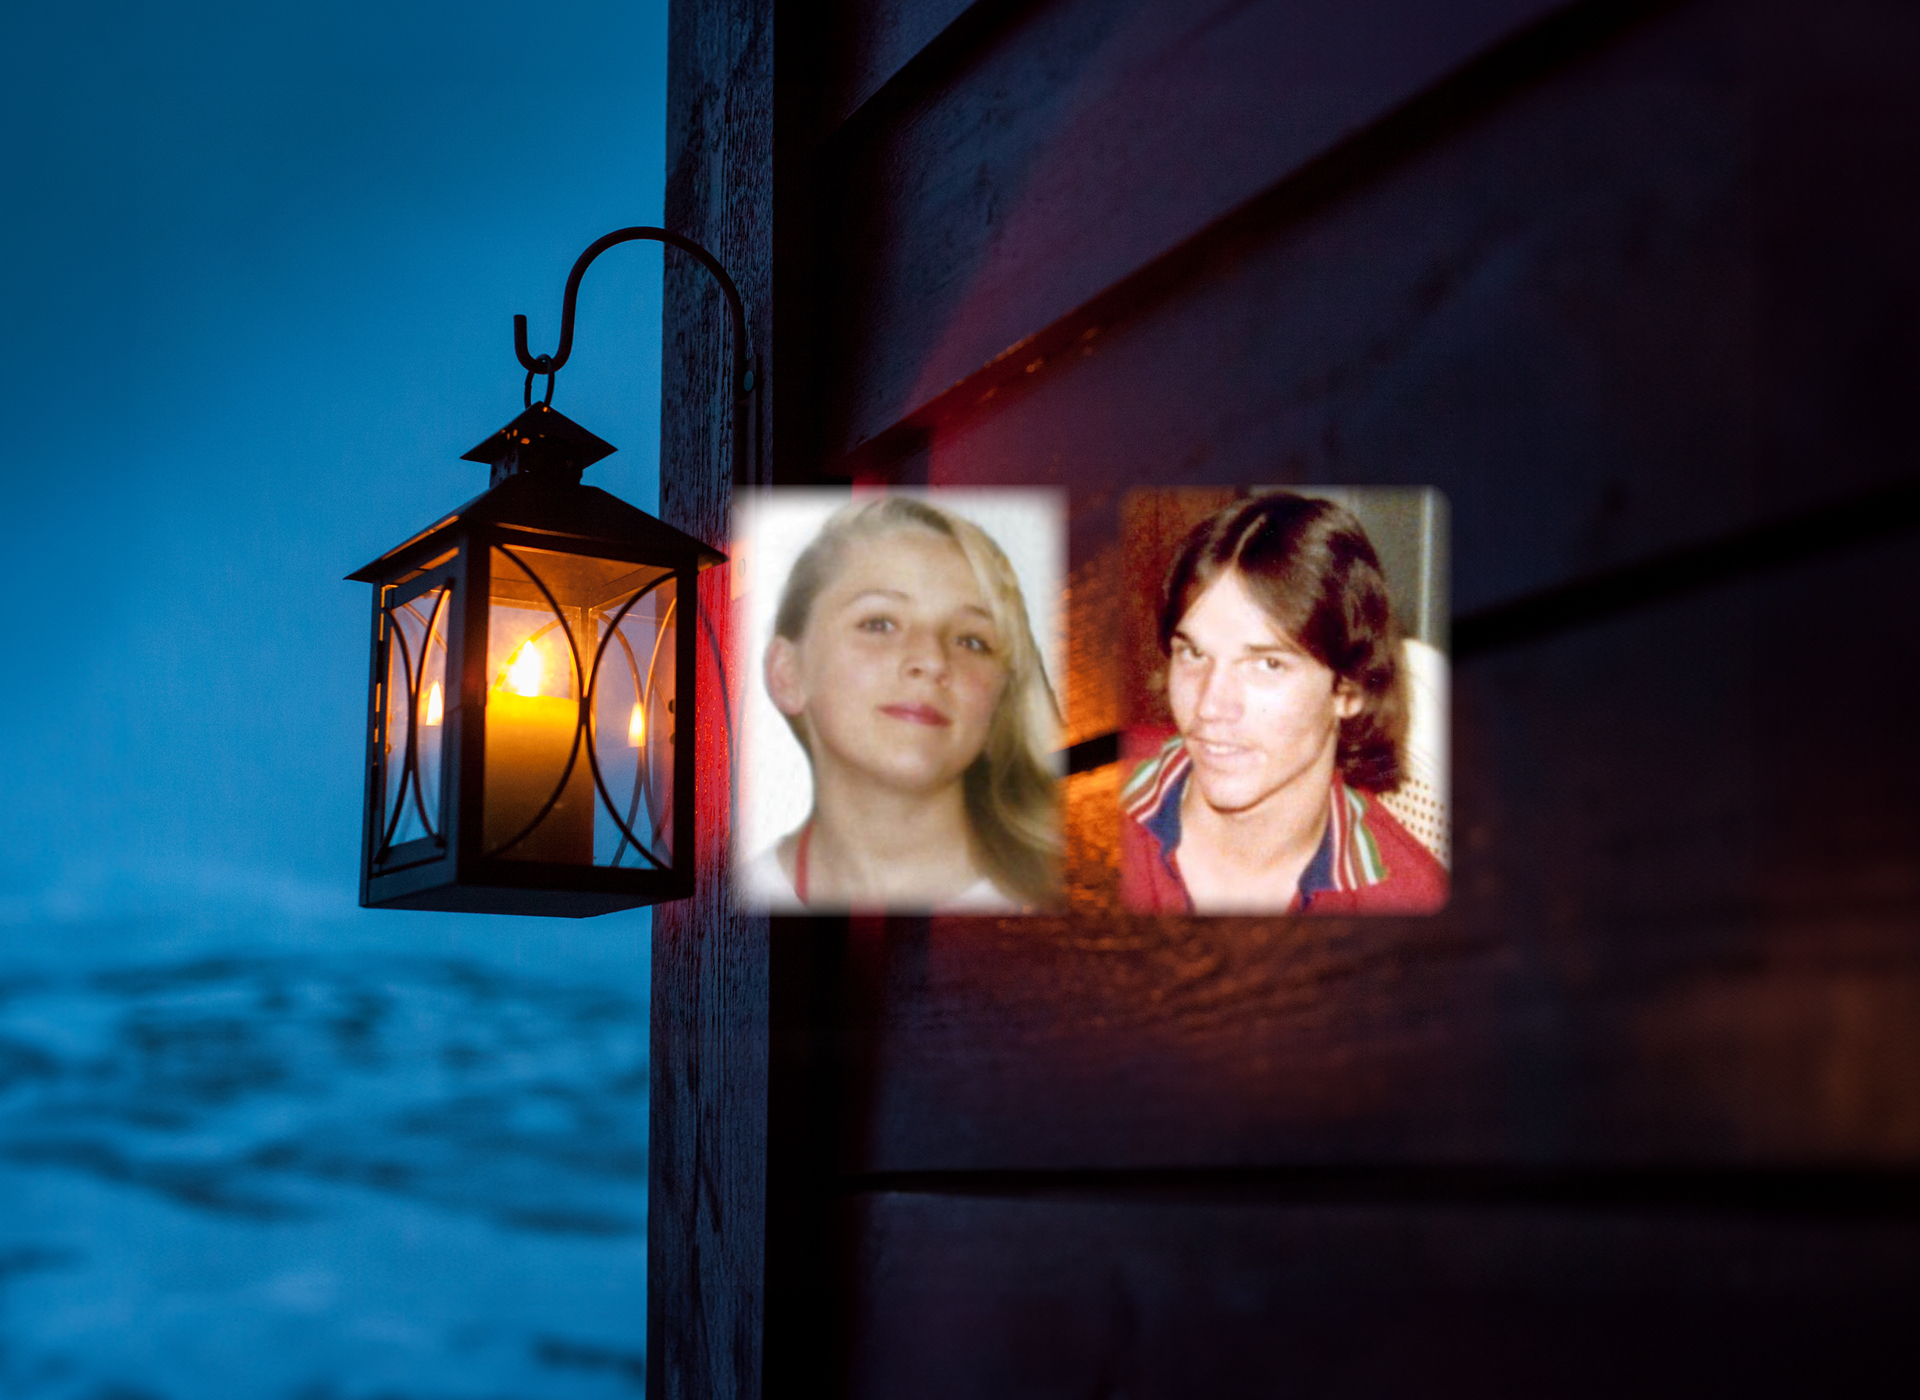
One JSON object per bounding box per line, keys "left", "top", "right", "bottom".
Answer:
{"left": 1121, "top": 490, "right": 1448, "bottom": 915}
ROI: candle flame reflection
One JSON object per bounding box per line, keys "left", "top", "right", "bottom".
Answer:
{"left": 424, "top": 682, "right": 444, "bottom": 726}
{"left": 628, "top": 702, "right": 645, "bottom": 747}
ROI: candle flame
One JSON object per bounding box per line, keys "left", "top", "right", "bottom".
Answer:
{"left": 506, "top": 641, "right": 545, "bottom": 697}
{"left": 628, "top": 702, "right": 645, "bottom": 747}
{"left": 424, "top": 681, "right": 443, "bottom": 726}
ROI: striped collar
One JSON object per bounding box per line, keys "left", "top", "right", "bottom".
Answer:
{"left": 1122, "top": 735, "right": 1389, "bottom": 907}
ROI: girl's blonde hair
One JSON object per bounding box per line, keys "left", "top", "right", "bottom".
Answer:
{"left": 771, "top": 496, "right": 1061, "bottom": 907}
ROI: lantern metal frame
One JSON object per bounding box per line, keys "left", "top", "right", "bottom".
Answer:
{"left": 348, "top": 228, "right": 748, "bottom": 917}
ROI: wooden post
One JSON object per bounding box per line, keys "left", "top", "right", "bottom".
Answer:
{"left": 649, "top": 1, "right": 774, "bottom": 1396}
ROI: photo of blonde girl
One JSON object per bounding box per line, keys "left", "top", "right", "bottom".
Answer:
{"left": 735, "top": 490, "right": 1063, "bottom": 913}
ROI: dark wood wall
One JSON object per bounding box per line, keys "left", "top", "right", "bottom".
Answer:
{"left": 654, "top": 0, "right": 1920, "bottom": 1394}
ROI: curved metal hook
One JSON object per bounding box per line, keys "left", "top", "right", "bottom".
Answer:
{"left": 514, "top": 226, "right": 754, "bottom": 398}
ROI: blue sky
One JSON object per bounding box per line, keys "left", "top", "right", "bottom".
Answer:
{"left": 2, "top": 0, "right": 670, "bottom": 974}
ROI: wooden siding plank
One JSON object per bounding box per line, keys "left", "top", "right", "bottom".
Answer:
{"left": 838, "top": 1190, "right": 1920, "bottom": 1398}
{"left": 825, "top": 0, "right": 1001, "bottom": 129}
{"left": 874, "top": 0, "right": 1920, "bottom": 650}
{"left": 818, "top": 529, "right": 1920, "bottom": 1174}
{"left": 823, "top": 0, "right": 1572, "bottom": 454}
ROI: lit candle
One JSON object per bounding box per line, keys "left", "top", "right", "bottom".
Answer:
{"left": 483, "top": 638, "right": 594, "bottom": 863}
{"left": 507, "top": 640, "right": 543, "bottom": 697}
{"left": 628, "top": 701, "right": 645, "bottom": 747}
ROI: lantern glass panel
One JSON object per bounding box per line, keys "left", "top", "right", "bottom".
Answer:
{"left": 377, "top": 582, "right": 451, "bottom": 857}
{"left": 482, "top": 545, "right": 676, "bottom": 871}
{"left": 591, "top": 570, "right": 676, "bottom": 870}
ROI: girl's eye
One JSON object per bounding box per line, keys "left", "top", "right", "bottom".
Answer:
{"left": 1173, "top": 642, "right": 1202, "bottom": 662}
{"left": 957, "top": 634, "right": 995, "bottom": 654}
{"left": 1257, "top": 655, "right": 1287, "bottom": 672}
{"left": 857, "top": 616, "right": 896, "bottom": 633}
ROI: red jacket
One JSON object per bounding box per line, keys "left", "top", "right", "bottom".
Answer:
{"left": 1120, "top": 731, "right": 1448, "bottom": 915}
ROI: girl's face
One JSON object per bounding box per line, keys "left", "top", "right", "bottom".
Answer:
{"left": 769, "top": 529, "right": 1009, "bottom": 796}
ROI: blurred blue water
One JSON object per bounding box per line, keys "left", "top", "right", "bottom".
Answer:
{"left": 0, "top": 926, "right": 650, "bottom": 1399}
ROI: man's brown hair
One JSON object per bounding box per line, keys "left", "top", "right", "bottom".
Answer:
{"left": 1158, "top": 492, "right": 1408, "bottom": 792}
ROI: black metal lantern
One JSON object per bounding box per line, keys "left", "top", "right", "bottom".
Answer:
{"left": 348, "top": 228, "right": 747, "bottom": 916}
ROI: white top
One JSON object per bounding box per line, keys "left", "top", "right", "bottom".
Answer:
{"left": 735, "top": 843, "right": 1025, "bottom": 914}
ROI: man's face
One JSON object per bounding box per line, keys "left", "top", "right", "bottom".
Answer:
{"left": 1167, "top": 570, "right": 1360, "bottom": 816}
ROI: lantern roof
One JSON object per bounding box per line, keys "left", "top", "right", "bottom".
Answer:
{"left": 460, "top": 403, "right": 617, "bottom": 479}
{"left": 346, "top": 407, "right": 726, "bottom": 582}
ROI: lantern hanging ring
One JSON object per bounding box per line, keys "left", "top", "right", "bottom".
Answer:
{"left": 523, "top": 361, "right": 557, "bottom": 408}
